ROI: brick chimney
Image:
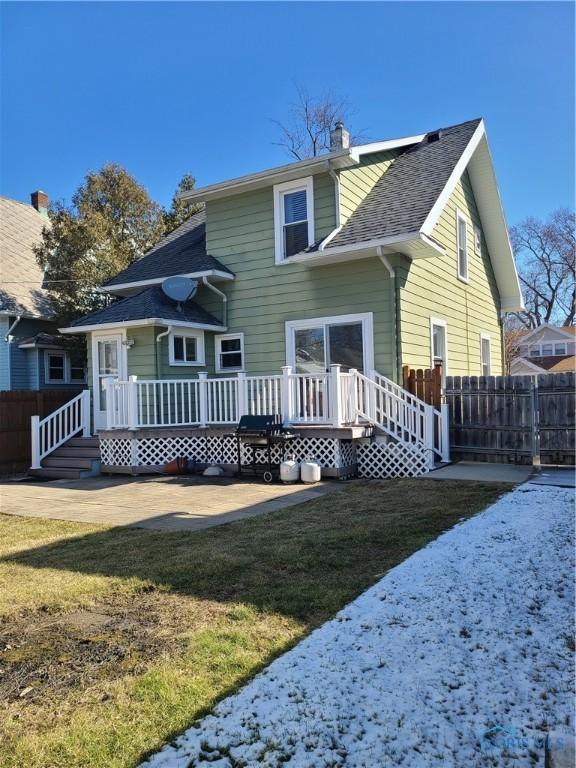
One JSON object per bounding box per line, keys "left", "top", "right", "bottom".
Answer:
{"left": 330, "top": 121, "right": 350, "bottom": 152}
{"left": 31, "top": 190, "right": 49, "bottom": 216}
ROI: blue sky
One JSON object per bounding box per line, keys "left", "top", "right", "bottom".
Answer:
{"left": 1, "top": 1, "right": 573, "bottom": 226}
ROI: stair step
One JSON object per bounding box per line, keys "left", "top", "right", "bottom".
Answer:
{"left": 51, "top": 446, "right": 101, "bottom": 459}
{"left": 66, "top": 437, "right": 100, "bottom": 448}
{"left": 43, "top": 456, "right": 98, "bottom": 470}
{"left": 28, "top": 467, "right": 85, "bottom": 480}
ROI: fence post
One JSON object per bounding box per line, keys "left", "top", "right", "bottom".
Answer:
{"left": 237, "top": 371, "right": 247, "bottom": 418}
{"left": 81, "top": 390, "right": 91, "bottom": 437}
{"left": 31, "top": 415, "right": 41, "bottom": 469}
{"left": 105, "top": 377, "right": 115, "bottom": 430}
{"left": 531, "top": 379, "right": 541, "bottom": 467}
{"left": 424, "top": 403, "right": 435, "bottom": 468}
{"left": 281, "top": 366, "right": 293, "bottom": 427}
{"left": 127, "top": 375, "right": 138, "bottom": 431}
{"left": 440, "top": 402, "right": 450, "bottom": 462}
{"left": 198, "top": 372, "right": 208, "bottom": 427}
{"left": 330, "top": 364, "right": 343, "bottom": 427}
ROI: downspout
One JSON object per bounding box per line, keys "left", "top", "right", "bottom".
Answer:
{"left": 156, "top": 325, "right": 172, "bottom": 377}
{"left": 377, "top": 247, "right": 401, "bottom": 382}
{"left": 4, "top": 315, "right": 21, "bottom": 341}
{"left": 201, "top": 277, "right": 227, "bottom": 328}
{"left": 4, "top": 315, "right": 21, "bottom": 390}
{"left": 318, "top": 162, "right": 342, "bottom": 251}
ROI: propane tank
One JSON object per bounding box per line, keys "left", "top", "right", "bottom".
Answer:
{"left": 300, "top": 459, "right": 321, "bottom": 484}
{"left": 280, "top": 456, "right": 299, "bottom": 484}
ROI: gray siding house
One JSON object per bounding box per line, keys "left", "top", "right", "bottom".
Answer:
{"left": 0, "top": 192, "right": 85, "bottom": 391}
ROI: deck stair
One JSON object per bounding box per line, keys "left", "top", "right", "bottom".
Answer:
{"left": 29, "top": 436, "right": 101, "bottom": 480}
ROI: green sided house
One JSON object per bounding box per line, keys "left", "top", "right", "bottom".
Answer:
{"left": 31, "top": 117, "right": 523, "bottom": 479}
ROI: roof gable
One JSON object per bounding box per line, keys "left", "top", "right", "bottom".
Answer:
{"left": 520, "top": 324, "right": 576, "bottom": 344}
{"left": 329, "top": 120, "right": 481, "bottom": 247}
{"left": 0, "top": 196, "right": 54, "bottom": 319}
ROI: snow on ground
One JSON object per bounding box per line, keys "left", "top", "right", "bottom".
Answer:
{"left": 142, "top": 483, "right": 575, "bottom": 768}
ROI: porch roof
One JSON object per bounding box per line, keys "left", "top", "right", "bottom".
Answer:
{"left": 102, "top": 211, "right": 234, "bottom": 294}
{"left": 61, "top": 286, "right": 226, "bottom": 333}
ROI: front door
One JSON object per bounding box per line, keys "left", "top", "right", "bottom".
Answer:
{"left": 92, "top": 333, "right": 126, "bottom": 430}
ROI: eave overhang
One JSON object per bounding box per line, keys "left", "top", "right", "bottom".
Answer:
{"left": 100, "top": 269, "right": 234, "bottom": 296}
{"left": 60, "top": 318, "right": 227, "bottom": 334}
{"left": 287, "top": 232, "right": 444, "bottom": 267}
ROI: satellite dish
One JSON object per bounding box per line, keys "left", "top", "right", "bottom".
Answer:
{"left": 162, "top": 276, "right": 198, "bottom": 310}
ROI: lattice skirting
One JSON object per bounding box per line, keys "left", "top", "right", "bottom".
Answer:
{"left": 356, "top": 441, "right": 430, "bottom": 478}
{"left": 100, "top": 435, "right": 357, "bottom": 474}
{"left": 99, "top": 435, "right": 429, "bottom": 479}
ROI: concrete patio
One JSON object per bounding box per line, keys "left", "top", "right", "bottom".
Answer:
{"left": 0, "top": 475, "right": 342, "bottom": 531}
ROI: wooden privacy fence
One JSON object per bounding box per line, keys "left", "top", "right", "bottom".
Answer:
{"left": 0, "top": 390, "right": 82, "bottom": 474}
{"left": 403, "top": 365, "right": 442, "bottom": 408}
{"left": 445, "top": 373, "right": 575, "bottom": 465}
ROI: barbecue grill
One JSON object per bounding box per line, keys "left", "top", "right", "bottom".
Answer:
{"left": 228, "top": 415, "right": 296, "bottom": 483}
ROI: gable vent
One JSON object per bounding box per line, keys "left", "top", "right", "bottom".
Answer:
{"left": 427, "top": 130, "right": 442, "bottom": 143}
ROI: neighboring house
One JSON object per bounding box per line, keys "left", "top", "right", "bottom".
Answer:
{"left": 511, "top": 324, "right": 576, "bottom": 375}
{"left": 47, "top": 117, "right": 523, "bottom": 479}
{"left": 0, "top": 192, "right": 85, "bottom": 391}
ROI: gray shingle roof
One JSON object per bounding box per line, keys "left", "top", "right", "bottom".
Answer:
{"left": 0, "top": 196, "right": 54, "bottom": 318}
{"left": 103, "top": 210, "right": 234, "bottom": 288}
{"left": 328, "top": 119, "right": 482, "bottom": 249}
{"left": 70, "top": 286, "right": 224, "bottom": 329}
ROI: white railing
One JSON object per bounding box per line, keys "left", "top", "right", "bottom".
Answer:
{"left": 355, "top": 370, "right": 449, "bottom": 464}
{"left": 102, "top": 367, "right": 449, "bottom": 464}
{"left": 31, "top": 390, "right": 91, "bottom": 469}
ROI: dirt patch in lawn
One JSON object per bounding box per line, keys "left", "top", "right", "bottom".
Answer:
{"left": 0, "top": 589, "right": 225, "bottom": 706}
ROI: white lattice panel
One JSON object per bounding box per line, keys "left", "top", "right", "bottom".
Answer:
{"left": 100, "top": 438, "right": 132, "bottom": 466}
{"left": 100, "top": 435, "right": 352, "bottom": 470}
{"left": 357, "top": 441, "right": 430, "bottom": 478}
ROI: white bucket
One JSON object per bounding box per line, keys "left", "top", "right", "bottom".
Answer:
{"left": 280, "top": 458, "right": 300, "bottom": 484}
{"left": 300, "top": 460, "right": 321, "bottom": 484}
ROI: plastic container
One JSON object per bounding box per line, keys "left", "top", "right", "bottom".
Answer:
{"left": 280, "top": 458, "right": 299, "bottom": 484}
{"left": 300, "top": 460, "right": 321, "bottom": 484}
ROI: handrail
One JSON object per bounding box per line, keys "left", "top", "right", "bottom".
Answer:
{"left": 31, "top": 390, "right": 91, "bottom": 469}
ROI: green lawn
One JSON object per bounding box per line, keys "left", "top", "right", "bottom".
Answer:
{"left": 0, "top": 479, "right": 511, "bottom": 768}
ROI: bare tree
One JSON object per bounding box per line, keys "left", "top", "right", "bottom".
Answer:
{"left": 503, "top": 320, "right": 526, "bottom": 373}
{"left": 511, "top": 208, "right": 575, "bottom": 328}
{"left": 272, "top": 86, "right": 367, "bottom": 160}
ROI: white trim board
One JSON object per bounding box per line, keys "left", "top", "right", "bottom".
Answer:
{"left": 100, "top": 270, "right": 234, "bottom": 295}
{"left": 60, "top": 318, "right": 226, "bottom": 334}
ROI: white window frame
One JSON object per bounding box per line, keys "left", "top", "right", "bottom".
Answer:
{"left": 285, "top": 312, "right": 374, "bottom": 373}
{"left": 430, "top": 317, "right": 449, "bottom": 375}
{"left": 45, "top": 351, "right": 68, "bottom": 384}
{"left": 554, "top": 343, "right": 567, "bottom": 356}
{"left": 456, "top": 209, "right": 469, "bottom": 283}
{"left": 168, "top": 329, "right": 205, "bottom": 366}
{"left": 480, "top": 332, "right": 492, "bottom": 376}
{"left": 215, "top": 333, "right": 244, "bottom": 373}
{"left": 474, "top": 225, "right": 482, "bottom": 257}
{"left": 274, "top": 177, "right": 315, "bottom": 264}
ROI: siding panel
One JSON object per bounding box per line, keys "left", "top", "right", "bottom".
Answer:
{"left": 399, "top": 170, "right": 503, "bottom": 375}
